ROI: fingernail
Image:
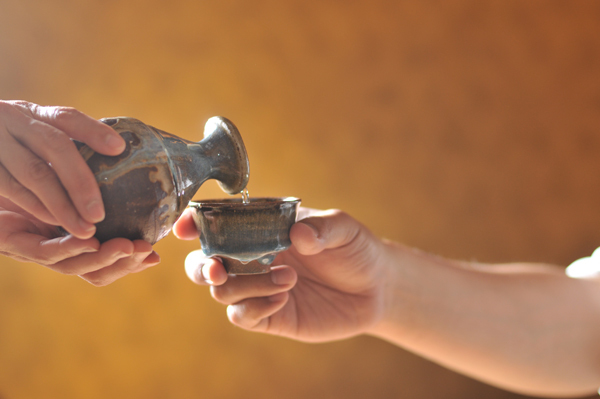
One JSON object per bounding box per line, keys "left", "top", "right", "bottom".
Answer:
{"left": 299, "top": 221, "right": 319, "bottom": 238}
{"left": 271, "top": 268, "right": 294, "bottom": 285}
{"left": 86, "top": 199, "right": 105, "bottom": 222}
{"left": 134, "top": 253, "right": 148, "bottom": 262}
{"left": 105, "top": 134, "right": 125, "bottom": 151}
{"left": 201, "top": 264, "right": 213, "bottom": 284}
{"left": 143, "top": 251, "right": 161, "bottom": 266}
{"left": 147, "top": 256, "right": 161, "bottom": 265}
{"left": 83, "top": 247, "right": 98, "bottom": 253}
{"left": 79, "top": 218, "right": 96, "bottom": 233}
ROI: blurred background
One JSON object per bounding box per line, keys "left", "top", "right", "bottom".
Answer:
{"left": 1, "top": 0, "right": 599, "bottom": 398}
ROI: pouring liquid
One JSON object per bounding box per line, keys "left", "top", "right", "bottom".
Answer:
{"left": 241, "top": 188, "right": 250, "bottom": 204}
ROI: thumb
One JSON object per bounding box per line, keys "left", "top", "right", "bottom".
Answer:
{"left": 173, "top": 209, "right": 200, "bottom": 240}
{"left": 290, "top": 209, "right": 362, "bottom": 256}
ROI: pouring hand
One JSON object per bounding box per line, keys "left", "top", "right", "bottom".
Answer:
{"left": 0, "top": 196, "right": 160, "bottom": 286}
{"left": 0, "top": 100, "right": 125, "bottom": 239}
{"left": 174, "top": 207, "right": 390, "bottom": 342}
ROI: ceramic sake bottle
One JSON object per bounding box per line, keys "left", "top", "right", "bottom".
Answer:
{"left": 73, "top": 116, "right": 249, "bottom": 244}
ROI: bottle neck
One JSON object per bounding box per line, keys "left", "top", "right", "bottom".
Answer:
{"left": 155, "top": 132, "right": 213, "bottom": 213}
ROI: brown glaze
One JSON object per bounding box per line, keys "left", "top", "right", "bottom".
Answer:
{"left": 73, "top": 117, "right": 249, "bottom": 244}
{"left": 189, "top": 197, "right": 301, "bottom": 274}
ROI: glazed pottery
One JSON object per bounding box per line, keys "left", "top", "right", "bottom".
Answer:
{"left": 189, "top": 197, "right": 301, "bottom": 274}
{"left": 74, "top": 116, "right": 249, "bottom": 244}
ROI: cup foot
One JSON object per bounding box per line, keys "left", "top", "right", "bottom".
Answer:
{"left": 221, "top": 257, "right": 271, "bottom": 275}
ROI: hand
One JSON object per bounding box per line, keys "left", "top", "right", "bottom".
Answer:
{"left": 0, "top": 101, "right": 160, "bottom": 285}
{"left": 0, "top": 100, "right": 125, "bottom": 238}
{"left": 0, "top": 196, "right": 160, "bottom": 286}
{"left": 175, "top": 207, "right": 391, "bottom": 342}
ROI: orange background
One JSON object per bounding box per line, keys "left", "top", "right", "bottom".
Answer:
{"left": 1, "top": 1, "right": 600, "bottom": 398}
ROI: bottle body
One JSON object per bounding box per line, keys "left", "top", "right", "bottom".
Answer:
{"left": 74, "top": 117, "right": 249, "bottom": 244}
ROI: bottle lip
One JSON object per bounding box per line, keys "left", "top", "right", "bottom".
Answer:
{"left": 204, "top": 116, "right": 250, "bottom": 195}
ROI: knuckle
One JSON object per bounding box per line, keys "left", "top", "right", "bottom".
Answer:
{"left": 51, "top": 106, "right": 81, "bottom": 124}
{"left": 39, "top": 127, "right": 73, "bottom": 155}
{"left": 26, "top": 158, "right": 54, "bottom": 181}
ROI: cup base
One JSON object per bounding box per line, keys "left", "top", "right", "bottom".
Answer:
{"left": 221, "top": 256, "right": 271, "bottom": 275}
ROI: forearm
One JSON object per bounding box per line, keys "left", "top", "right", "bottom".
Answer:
{"left": 369, "top": 241, "right": 600, "bottom": 397}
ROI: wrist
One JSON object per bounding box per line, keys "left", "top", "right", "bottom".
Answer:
{"left": 365, "top": 240, "right": 418, "bottom": 340}
{"left": 365, "top": 240, "right": 460, "bottom": 344}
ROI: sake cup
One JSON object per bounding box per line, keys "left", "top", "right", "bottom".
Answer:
{"left": 188, "top": 197, "right": 301, "bottom": 274}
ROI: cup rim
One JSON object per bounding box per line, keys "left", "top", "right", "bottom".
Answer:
{"left": 189, "top": 196, "right": 300, "bottom": 209}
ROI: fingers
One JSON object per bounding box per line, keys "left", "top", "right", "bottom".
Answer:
{"left": 9, "top": 101, "right": 125, "bottom": 155}
{"left": 0, "top": 130, "right": 97, "bottom": 238}
{"left": 49, "top": 238, "right": 135, "bottom": 275}
{"left": 1, "top": 108, "right": 103, "bottom": 235}
{"left": 4, "top": 231, "right": 100, "bottom": 266}
{"left": 185, "top": 250, "right": 298, "bottom": 332}
{"left": 185, "top": 250, "right": 228, "bottom": 285}
{"left": 18, "top": 234, "right": 159, "bottom": 286}
{"left": 184, "top": 248, "right": 297, "bottom": 331}
{"left": 0, "top": 163, "right": 56, "bottom": 224}
{"left": 210, "top": 266, "right": 297, "bottom": 305}
{"left": 173, "top": 208, "right": 199, "bottom": 240}
{"left": 0, "top": 101, "right": 120, "bottom": 238}
{"left": 78, "top": 240, "right": 159, "bottom": 286}
{"left": 0, "top": 210, "right": 96, "bottom": 262}
{"left": 227, "top": 292, "right": 289, "bottom": 331}
{"left": 214, "top": 266, "right": 296, "bottom": 331}
{"left": 140, "top": 250, "right": 161, "bottom": 269}
{"left": 291, "top": 209, "right": 362, "bottom": 256}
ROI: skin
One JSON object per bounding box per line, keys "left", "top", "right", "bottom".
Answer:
{"left": 0, "top": 101, "right": 160, "bottom": 286}
{"left": 174, "top": 207, "right": 600, "bottom": 398}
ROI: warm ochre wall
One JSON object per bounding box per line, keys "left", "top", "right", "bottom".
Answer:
{"left": 1, "top": 1, "right": 600, "bottom": 398}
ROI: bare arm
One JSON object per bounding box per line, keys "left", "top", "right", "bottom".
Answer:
{"left": 371, "top": 242, "right": 600, "bottom": 397}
